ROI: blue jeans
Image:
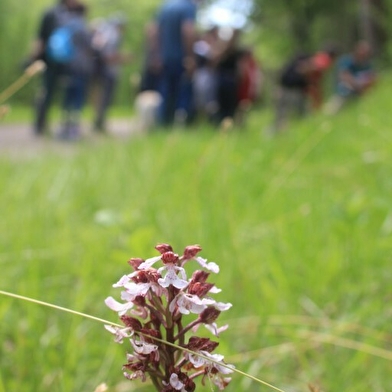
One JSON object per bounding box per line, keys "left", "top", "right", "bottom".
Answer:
{"left": 34, "top": 61, "right": 66, "bottom": 134}
{"left": 63, "top": 72, "right": 89, "bottom": 111}
{"left": 158, "top": 62, "right": 193, "bottom": 126}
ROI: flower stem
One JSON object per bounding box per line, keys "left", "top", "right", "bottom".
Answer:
{"left": 174, "top": 318, "right": 201, "bottom": 342}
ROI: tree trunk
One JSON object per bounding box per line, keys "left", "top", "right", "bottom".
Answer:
{"left": 359, "top": 0, "right": 388, "bottom": 58}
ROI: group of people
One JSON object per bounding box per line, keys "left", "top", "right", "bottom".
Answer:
{"left": 28, "top": 0, "right": 376, "bottom": 139}
{"left": 28, "top": 0, "right": 263, "bottom": 138}
{"left": 138, "top": 2, "right": 262, "bottom": 128}
{"left": 272, "top": 40, "right": 376, "bottom": 133}
{"left": 28, "top": 0, "right": 129, "bottom": 139}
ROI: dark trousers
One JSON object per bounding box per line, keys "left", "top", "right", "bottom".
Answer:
{"left": 216, "top": 72, "right": 239, "bottom": 123}
{"left": 34, "top": 62, "right": 65, "bottom": 134}
{"left": 158, "top": 62, "right": 193, "bottom": 126}
{"left": 93, "top": 70, "right": 117, "bottom": 130}
{"left": 63, "top": 72, "right": 89, "bottom": 112}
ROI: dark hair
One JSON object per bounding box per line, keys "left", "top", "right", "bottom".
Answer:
{"left": 74, "top": 3, "right": 87, "bottom": 15}
{"left": 323, "top": 42, "right": 340, "bottom": 58}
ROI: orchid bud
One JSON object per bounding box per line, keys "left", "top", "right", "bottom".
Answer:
{"left": 183, "top": 244, "right": 202, "bottom": 259}
{"left": 155, "top": 243, "right": 173, "bottom": 254}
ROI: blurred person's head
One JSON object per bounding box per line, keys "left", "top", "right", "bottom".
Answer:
{"left": 353, "top": 40, "right": 372, "bottom": 63}
{"left": 109, "top": 14, "right": 127, "bottom": 32}
{"left": 60, "top": 0, "right": 82, "bottom": 10}
{"left": 323, "top": 43, "right": 339, "bottom": 61}
{"left": 74, "top": 3, "right": 87, "bottom": 16}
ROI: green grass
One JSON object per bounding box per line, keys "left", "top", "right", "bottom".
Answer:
{"left": 1, "top": 77, "right": 392, "bottom": 392}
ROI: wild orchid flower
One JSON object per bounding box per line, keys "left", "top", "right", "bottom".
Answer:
{"left": 105, "top": 244, "right": 234, "bottom": 391}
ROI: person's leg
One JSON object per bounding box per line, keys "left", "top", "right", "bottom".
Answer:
{"left": 158, "top": 63, "right": 183, "bottom": 126}
{"left": 60, "top": 73, "right": 87, "bottom": 139}
{"left": 94, "top": 71, "right": 116, "bottom": 131}
{"left": 272, "top": 87, "right": 291, "bottom": 133}
{"left": 294, "top": 90, "right": 307, "bottom": 118}
{"left": 34, "top": 63, "right": 63, "bottom": 135}
{"left": 216, "top": 73, "right": 239, "bottom": 123}
{"left": 176, "top": 73, "right": 194, "bottom": 125}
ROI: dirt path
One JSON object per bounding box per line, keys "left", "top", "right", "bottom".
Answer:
{"left": 0, "top": 118, "right": 141, "bottom": 158}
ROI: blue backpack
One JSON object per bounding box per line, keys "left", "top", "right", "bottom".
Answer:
{"left": 46, "top": 24, "right": 75, "bottom": 63}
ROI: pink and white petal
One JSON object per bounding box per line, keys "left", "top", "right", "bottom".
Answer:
{"left": 195, "top": 257, "right": 220, "bottom": 273}
{"left": 124, "top": 370, "right": 146, "bottom": 381}
{"left": 201, "top": 351, "right": 225, "bottom": 363}
{"left": 216, "top": 363, "right": 235, "bottom": 375}
{"left": 209, "top": 286, "right": 222, "bottom": 294}
{"left": 179, "top": 301, "right": 205, "bottom": 315}
{"left": 131, "top": 305, "right": 148, "bottom": 319}
{"left": 200, "top": 351, "right": 235, "bottom": 373}
{"left": 113, "top": 275, "right": 131, "bottom": 288}
{"left": 204, "top": 323, "right": 229, "bottom": 337}
{"left": 176, "top": 293, "right": 214, "bottom": 314}
{"left": 131, "top": 338, "right": 158, "bottom": 355}
{"left": 104, "top": 325, "right": 132, "bottom": 343}
{"left": 188, "top": 353, "right": 206, "bottom": 368}
{"left": 126, "top": 353, "right": 139, "bottom": 362}
{"left": 158, "top": 269, "right": 189, "bottom": 289}
{"left": 213, "top": 301, "right": 232, "bottom": 311}
{"left": 120, "top": 290, "right": 134, "bottom": 302}
{"left": 176, "top": 266, "right": 188, "bottom": 281}
{"left": 169, "top": 373, "right": 185, "bottom": 390}
{"left": 169, "top": 297, "right": 177, "bottom": 313}
{"left": 151, "top": 282, "right": 167, "bottom": 297}
{"left": 211, "top": 376, "right": 232, "bottom": 390}
{"left": 138, "top": 256, "right": 161, "bottom": 270}
{"left": 123, "top": 281, "right": 151, "bottom": 297}
{"left": 104, "top": 296, "right": 134, "bottom": 315}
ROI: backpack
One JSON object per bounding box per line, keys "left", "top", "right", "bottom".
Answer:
{"left": 46, "top": 21, "right": 75, "bottom": 63}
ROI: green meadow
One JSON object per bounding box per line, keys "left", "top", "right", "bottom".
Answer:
{"left": 1, "top": 77, "right": 392, "bottom": 392}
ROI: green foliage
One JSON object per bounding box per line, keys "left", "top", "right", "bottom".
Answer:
{"left": 251, "top": 0, "right": 389, "bottom": 67}
{"left": 1, "top": 75, "right": 392, "bottom": 391}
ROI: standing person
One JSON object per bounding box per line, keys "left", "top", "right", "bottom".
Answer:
{"left": 28, "top": 0, "right": 81, "bottom": 136}
{"left": 153, "top": 0, "right": 200, "bottom": 126}
{"left": 236, "top": 47, "right": 263, "bottom": 125}
{"left": 325, "top": 41, "right": 376, "bottom": 115}
{"left": 192, "top": 26, "right": 219, "bottom": 121}
{"left": 272, "top": 48, "right": 336, "bottom": 133}
{"left": 91, "top": 15, "right": 131, "bottom": 132}
{"left": 58, "top": 3, "right": 93, "bottom": 140}
{"left": 214, "top": 29, "right": 244, "bottom": 124}
{"left": 139, "top": 21, "right": 162, "bottom": 93}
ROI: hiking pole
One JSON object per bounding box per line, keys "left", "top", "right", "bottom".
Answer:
{"left": 0, "top": 60, "right": 46, "bottom": 105}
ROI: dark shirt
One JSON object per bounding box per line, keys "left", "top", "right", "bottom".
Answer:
{"left": 68, "top": 15, "right": 94, "bottom": 75}
{"left": 217, "top": 48, "right": 243, "bottom": 75}
{"left": 37, "top": 4, "right": 68, "bottom": 61}
{"left": 280, "top": 53, "right": 310, "bottom": 90}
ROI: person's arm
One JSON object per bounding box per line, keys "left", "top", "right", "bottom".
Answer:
{"left": 357, "top": 69, "right": 376, "bottom": 94}
{"left": 28, "top": 10, "right": 55, "bottom": 62}
{"left": 339, "top": 69, "right": 358, "bottom": 91}
{"left": 182, "top": 19, "right": 197, "bottom": 74}
{"left": 145, "top": 21, "right": 161, "bottom": 71}
{"left": 337, "top": 57, "right": 360, "bottom": 92}
{"left": 29, "top": 40, "right": 45, "bottom": 62}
